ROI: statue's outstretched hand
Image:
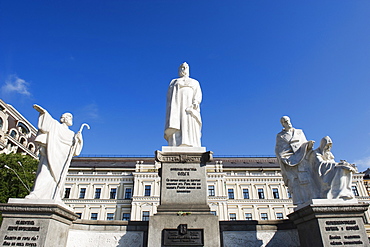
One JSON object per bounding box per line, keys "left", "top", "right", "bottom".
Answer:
{"left": 33, "top": 104, "right": 46, "bottom": 114}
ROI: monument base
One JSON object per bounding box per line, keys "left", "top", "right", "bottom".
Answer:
{"left": 148, "top": 214, "right": 219, "bottom": 247}
{"left": 0, "top": 198, "right": 78, "bottom": 247}
{"left": 148, "top": 147, "right": 220, "bottom": 246}
{"left": 288, "top": 201, "right": 369, "bottom": 247}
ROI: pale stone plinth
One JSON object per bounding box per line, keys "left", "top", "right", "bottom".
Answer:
{"left": 148, "top": 147, "right": 220, "bottom": 247}
{"left": 0, "top": 198, "right": 78, "bottom": 247}
{"left": 148, "top": 214, "right": 219, "bottom": 247}
{"left": 289, "top": 202, "right": 369, "bottom": 247}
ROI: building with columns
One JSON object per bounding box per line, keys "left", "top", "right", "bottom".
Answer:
{"left": 64, "top": 156, "right": 370, "bottom": 223}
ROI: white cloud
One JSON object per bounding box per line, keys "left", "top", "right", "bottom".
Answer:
{"left": 81, "top": 103, "right": 99, "bottom": 120}
{"left": 353, "top": 156, "right": 370, "bottom": 172}
{"left": 2, "top": 75, "right": 31, "bottom": 96}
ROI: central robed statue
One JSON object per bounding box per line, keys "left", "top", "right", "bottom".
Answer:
{"left": 164, "top": 62, "right": 202, "bottom": 147}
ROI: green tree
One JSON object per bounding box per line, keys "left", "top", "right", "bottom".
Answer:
{"left": 0, "top": 153, "right": 38, "bottom": 224}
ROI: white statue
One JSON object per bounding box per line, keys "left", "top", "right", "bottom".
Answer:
{"left": 309, "top": 136, "right": 357, "bottom": 200}
{"left": 164, "top": 62, "right": 202, "bottom": 147}
{"left": 275, "top": 116, "right": 316, "bottom": 205}
{"left": 26, "top": 104, "right": 86, "bottom": 202}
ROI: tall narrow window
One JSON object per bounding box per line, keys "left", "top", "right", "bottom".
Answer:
{"left": 95, "top": 188, "right": 101, "bottom": 199}
{"left": 208, "top": 185, "right": 215, "bottom": 196}
{"left": 260, "top": 213, "right": 268, "bottom": 220}
{"left": 287, "top": 189, "right": 291, "bottom": 199}
{"left": 64, "top": 188, "right": 71, "bottom": 199}
{"left": 272, "top": 188, "right": 279, "bottom": 199}
{"left": 122, "top": 213, "right": 131, "bottom": 221}
{"left": 142, "top": 211, "right": 150, "bottom": 221}
{"left": 144, "top": 185, "right": 151, "bottom": 196}
{"left": 258, "top": 188, "right": 265, "bottom": 199}
{"left": 91, "top": 213, "right": 98, "bottom": 220}
{"left": 79, "top": 188, "right": 86, "bottom": 199}
{"left": 352, "top": 186, "right": 359, "bottom": 196}
{"left": 276, "top": 213, "right": 283, "bottom": 219}
{"left": 228, "top": 189, "right": 234, "bottom": 199}
{"left": 245, "top": 213, "right": 252, "bottom": 220}
{"left": 110, "top": 188, "right": 117, "bottom": 199}
{"left": 243, "top": 189, "right": 249, "bottom": 199}
{"left": 106, "top": 213, "right": 114, "bottom": 220}
{"left": 229, "top": 213, "right": 237, "bottom": 221}
{"left": 125, "top": 188, "right": 132, "bottom": 199}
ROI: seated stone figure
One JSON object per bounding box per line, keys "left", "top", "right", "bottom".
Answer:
{"left": 309, "top": 136, "right": 357, "bottom": 200}
{"left": 275, "top": 116, "right": 316, "bottom": 205}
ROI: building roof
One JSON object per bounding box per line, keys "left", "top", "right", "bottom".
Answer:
{"left": 70, "top": 156, "right": 279, "bottom": 169}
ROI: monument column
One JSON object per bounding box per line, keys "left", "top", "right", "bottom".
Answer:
{"left": 148, "top": 146, "right": 220, "bottom": 247}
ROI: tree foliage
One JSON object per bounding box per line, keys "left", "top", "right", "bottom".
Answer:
{"left": 0, "top": 153, "right": 38, "bottom": 226}
{"left": 0, "top": 153, "right": 38, "bottom": 203}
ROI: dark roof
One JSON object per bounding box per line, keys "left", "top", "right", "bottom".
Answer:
{"left": 70, "top": 156, "right": 279, "bottom": 169}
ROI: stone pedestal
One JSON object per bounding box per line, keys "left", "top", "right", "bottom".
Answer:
{"left": 0, "top": 198, "right": 78, "bottom": 247}
{"left": 288, "top": 200, "right": 369, "bottom": 247}
{"left": 148, "top": 147, "right": 220, "bottom": 247}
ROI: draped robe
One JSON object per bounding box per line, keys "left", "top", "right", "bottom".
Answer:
{"left": 26, "top": 111, "right": 82, "bottom": 200}
{"left": 164, "top": 77, "right": 202, "bottom": 147}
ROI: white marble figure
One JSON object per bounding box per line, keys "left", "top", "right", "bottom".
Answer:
{"left": 164, "top": 62, "right": 202, "bottom": 147}
{"left": 26, "top": 104, "right": 83, "bottom": 201}
{"left": 275, "top": 116, "right": 316, "bottom": 205}
{"left": 309, "top": 136, "right": 357, "bottom": 200}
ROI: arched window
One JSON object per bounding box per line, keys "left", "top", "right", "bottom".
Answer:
{"left": 10, "top": 130, "right": 17, "bottom": 138}
{"left": 19, "top": 137, "right": 27, "bottom": 146}
{"left": 28, "top": 143, "right": 35, "bottom": 153}
{"left": 17, "top": 122, "right": 30, "bottom": 135}
{"left": 0, "top": 118, "right": 3, "bottom": 129}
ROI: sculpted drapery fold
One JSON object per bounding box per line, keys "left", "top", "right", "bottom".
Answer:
{"left": 164, "top": 62, "right": 202, "bottom": 147}
{"left": 26, "top": 106, "right": 83, "bottom": 201}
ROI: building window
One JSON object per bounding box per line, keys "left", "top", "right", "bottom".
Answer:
{"left": 287, "top": 189, "right": 292, "bottom": 198}
{"left": 352, "top": 186, "right": 359, "bottom": 196}
{"left": 258, "top": 188, "right": 265, "bottom": 199}
{"left": 91, "top": 213, "right": 98, "bottom": 220}
{"left": 210, "top": 211, "right": 217, "bottom": 216}
{"left": 272, "top": 188, "right": 279, "bottom": 199}
{"left": 79, "top": 188, "right": 86, "bottom": 199}
{"left": 125, "top": 188, "right": 132, "bottom": 199}
{"left": 64, "top": 188, "right": 71, "bottom": 199}
{"left": 17, "top": 122, "right": 30, "bottom": 135}
{"left": 76, "top": 213, "right": 82, "bottom": 219}
{"left": 261, "top": 213, "right": 268, "bottom": 220}
{"left": 245, "top": 213, "right": 252, "bottom": 220}
{"left": 106, "top": 213, "right": 114, "bottom": 220}
{"left": 276, "top": 213, "right": 283, "bottom": 219}
{"left": 0, "top": 118, "right": 3, "bottom": 129}
{"left": 208, "top": 185, "right": 215, "bottom": 196}
{"left": 243, "top": 189, "right": 249, "bottom": 199}
{"left": 228, "top": 189, "right": 234, "bottom": 199}
{"left": 10, "top": 130, "right": 17, "bottom": 138}
{"left": 110, "top": 188, "right": 117, "bottom": 199}
{"left": 229, "top": 213, "right": 237, "bottom": 221}
{"left": 142, "top": 211, "right": 150, "bottom": 221}
{"left": 144, "top": 185, "right": 151, "bottom": 196}
{"left": 95, "top": 188, "right": 101, "bottom": 199}
{"left": 122, "top": 213, "right": 131, "bottom": 221}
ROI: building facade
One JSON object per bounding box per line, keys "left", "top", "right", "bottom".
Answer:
{"left": 64, "top": 156, "right": 370, "bottom": 223}
{"left": 0, "top": 99, "right": 38, "bottom": 158}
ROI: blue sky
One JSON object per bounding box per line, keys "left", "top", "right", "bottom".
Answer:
{"left": 1, "top": 1, "right": 370, "bottom": 171}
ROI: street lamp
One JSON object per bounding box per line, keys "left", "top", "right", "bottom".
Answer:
{"left": 4, "top": 164, "right": 31, "bottom": 192}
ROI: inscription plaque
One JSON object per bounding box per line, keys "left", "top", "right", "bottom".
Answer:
{"left": 163, "top": 225, "right": 204, "bottom": 246}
